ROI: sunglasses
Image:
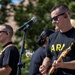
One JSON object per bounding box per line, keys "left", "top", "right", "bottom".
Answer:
{"left": 51, "top": 13, "right": 65, "bottom": 21}
{"left": 0, "top": 31, "right": 7, "bottom": 34}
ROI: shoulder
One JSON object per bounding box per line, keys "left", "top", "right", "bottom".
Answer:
{"left": 33, "top": 47, "right": 45, "bottom": 56}
{"left": 6, "top": 45, "right": 18, "bottom": 50}
{"left": 5, "top": 45, "right": 19, "bottom": 54}
{"left": 31, "top": 47, "right": 45, "bottom": 60}
{"left": 34, "top": 47, "right": 45, "bottom": 53}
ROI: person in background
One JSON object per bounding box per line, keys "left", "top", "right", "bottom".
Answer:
{"left": 29, "top": 29, "right": 54, "bottom": 75}
{"left": 39, "top": 4, "right": 75, "bottom": 75}
{"left": 0, "top": 24, "right": 19, "bottom": 75}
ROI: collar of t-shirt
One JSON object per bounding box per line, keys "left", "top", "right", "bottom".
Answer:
{"left": 2, "top": 42, "right": 13, "bottom": 48}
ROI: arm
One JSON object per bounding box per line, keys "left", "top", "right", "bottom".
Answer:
{"left": 55, "top": 60, "right": 75, "bottom": 69}
{"left": 42, "top": 57, "right": 52, "bottom": 69}
{"left": 39, "top": 57, "right": 52, "bottom": 75}
{"left": 51, "top": 47, "right": 75, "bottom": 70}
{"left": 0, "top": 65, "right": 12, "bottom": 75}
{"left": 48, "top": 60, "right": 75, "bottom": 75}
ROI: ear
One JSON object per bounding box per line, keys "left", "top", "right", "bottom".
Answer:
{"left": 64, "top": 14, "right": 68, "bottom": 18}
{"left": 46, "top": 37, "right": 49, "bottom": 42}
{"left": 6, "top": 33, "right": 8, "bottom": 35}
{"left": 5, "top": 32, "right": 8, "bottom": 35}
{"left": 6, "top": 32, "right": 8, "bottom": 35}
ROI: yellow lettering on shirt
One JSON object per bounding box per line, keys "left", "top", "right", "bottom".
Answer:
{"left": 60, "top": 44, "right": 65, "bottom": 51}
{"left": 51, "top": 45, "right": 55, "bottom": 52}
{"left": 50, "top": 43, "right": 74, "bottom": 52}
{"left": 56, "top": 44, "right": 65, "bottom": 51}
{"left": 51, "top": 44, "right": 65, "bottom": 52}
{"left": 56, "top": 44, "right": 61, "bottom": 51}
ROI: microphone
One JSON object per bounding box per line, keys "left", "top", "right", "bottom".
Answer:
{"left": 18, "top": 16, "right": 37, "bottom": 31}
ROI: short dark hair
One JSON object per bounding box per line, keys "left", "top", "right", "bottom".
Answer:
{"left": 3, "top": 24, "right": 13, "bottom": 37}
{"left": 50, "top": 4, "right": 70, "bottom": 14}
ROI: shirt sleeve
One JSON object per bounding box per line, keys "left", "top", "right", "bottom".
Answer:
{"left": 2, "top": 46, "right": 19, "bottom": 69}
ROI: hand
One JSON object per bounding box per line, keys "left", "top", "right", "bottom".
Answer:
{"left": 39, "top": 65, "right": 47, "bottom": 75}
{"left": 52, "top": 60, "right": 64, "bottom": 69}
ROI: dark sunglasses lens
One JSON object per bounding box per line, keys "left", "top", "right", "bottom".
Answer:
{"left": 0, "top": 31, "right": 3, "bottom": 33}
{"left": 0, "top": 31, "right": 7, "bottom": 33}
{"left": 51, "top": 16, "right": 58, "bottom": 21}
{"left": 51, "top": 13, "right": 65, "bottom": 21}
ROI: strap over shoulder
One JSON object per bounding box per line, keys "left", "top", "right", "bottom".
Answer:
{"left": 0, "top": 44, "right": 14, "bottom": 55}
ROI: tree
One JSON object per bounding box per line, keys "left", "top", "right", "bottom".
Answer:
{"left": 0, "top": 0, "right": 12, "bottom": 24}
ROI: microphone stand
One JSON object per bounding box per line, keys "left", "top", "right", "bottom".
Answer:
{"left": 16, "top": 24, "right": 30, "bottom": 75}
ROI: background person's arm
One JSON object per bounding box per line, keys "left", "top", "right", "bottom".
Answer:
{"left": 0, "top": 65, "right": 12, "bottom": 75}
{"left": 39, "top": 57, "right": 52, "bottom": 75}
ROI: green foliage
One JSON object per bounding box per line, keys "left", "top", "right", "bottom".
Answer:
{"left": 0, "top": 0, "right": 12, "bottom": 24}
{"left": 69, "top": 2, "right": 75, "bottom": 19}
{"left": 21, "top": 54, "right": 31, "bottom": 75}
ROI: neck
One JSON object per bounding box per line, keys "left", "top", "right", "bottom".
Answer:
{"left": 60, "top": 19, "right": 73, "bottom": 32}
{"left": 60, "top": 25, "right": 73, "bottom": 32}
{"left": 2, "top": 40, "right": 11, "bottom": 46}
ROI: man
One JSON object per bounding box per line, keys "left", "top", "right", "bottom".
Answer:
{"left": 0, "top": 25, "right": 19, "bottom": 75}
{"left": 39, "top": 4, "right": 75, "bottom": 75}
{"left": 29, "top": 29, "right": 54, "bottom": 75}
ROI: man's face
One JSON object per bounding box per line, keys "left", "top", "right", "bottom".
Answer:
{"left": 0, "top": 26, "right": 7, "bottom": 43}
{"left": 50, "top": 8, "right": 65, "bottom": 30}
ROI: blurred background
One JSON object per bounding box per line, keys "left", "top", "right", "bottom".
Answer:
{"left": 0, "top": 0, "right": 75, "bottom": 75}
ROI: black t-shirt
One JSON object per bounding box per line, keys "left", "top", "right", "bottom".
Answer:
{"left": 29, "top": 46, "right": 46, "bottom": 75}
{"left": 0, "top": 42, "right": 19, "bottom": 75}
{"left": 45, "top": 28, "right": 75, "bottom": 75}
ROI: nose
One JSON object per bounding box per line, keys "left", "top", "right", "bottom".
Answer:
{"left": 52, "top": 20, "right": 57, "bottom": 25}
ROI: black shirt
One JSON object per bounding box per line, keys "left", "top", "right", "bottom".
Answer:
{"left": 46, "top": 28, "right": 75, "bottom": 75}
{"left": 0, "top": 42, "right": 19, "bottom": 75}
{"left": 29, "top": 46, "right": 46, "bottom": 75}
